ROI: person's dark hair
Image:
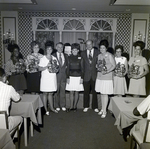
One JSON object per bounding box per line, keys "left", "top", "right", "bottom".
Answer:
{"left": 0, "top": 68, "right": 5, "bottom": 77}
{"left": 99, "top": 39, "right": 109, "bottom": 49}
{"left": 71, "top": 43, "right": 80, "bottom": 51}
{"left": 115, "top": 45, "right": 124, "bottom": 53}
{"left": 8, "top": 44, "right": 23, "bottom": 60}
{"left": 30, "top": 41, "right": 40, "bottom": 53}
{"left": 133, "top": 41, "right": 145, "bottom": 50}
{"left": 45, "top": 40, "right": 54, "bottom": 49}
{"left": 107, "top": 47, "right": 114, "bottom": 55}
{"left": 8, "top": 43, "right": 20, "bottom": 53}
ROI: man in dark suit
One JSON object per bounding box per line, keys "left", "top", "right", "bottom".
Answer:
{"left": 53, "top": 42, "right": 67, "bottom": 112}
{"left": 81, "top": 40, "right": 100, "bottom": 112}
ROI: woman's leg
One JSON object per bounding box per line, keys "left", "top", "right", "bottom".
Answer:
{"left": 48, "top": 93, "right": 57, "bottom": 113}
{"left": 102, "top": 94, "right": 109, "bottom": 113}
{"left": 42, "top": 92, "right": 48, "bottom": 112}
{"left": 70, "top": 91, "right": 74, "bottom": 109}
{"left": 74, "top": 91, "right": 79, "bottom": 109}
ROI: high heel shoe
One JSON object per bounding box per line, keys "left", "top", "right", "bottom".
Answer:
{"left": 98, "top": 110, "right": 103, "bottom": 115}
{"left": 101, "top": 112, "right": 107, "bottom": 118}
{"left": 51, "top": 109, "right": 58, "bottom": 113}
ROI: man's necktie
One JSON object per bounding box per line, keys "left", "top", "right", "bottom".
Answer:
{"left": 59, "top": 53, "right": 62, "bottom": 66}
{"left": 89, "top": 50, "right": 93, "bottom": 64}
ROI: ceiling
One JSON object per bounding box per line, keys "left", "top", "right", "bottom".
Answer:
{"left": 0, "top": 0, "right": 150, "bottom": 13}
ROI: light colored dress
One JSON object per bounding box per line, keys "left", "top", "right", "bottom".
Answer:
{"left": 128, "top": 56, "right": 147, "bottom": 95}
{"left": 95, "top": 52, "right": 114, "bottom": 94}
{"left": 114, "top": 56, "right": 127, "bottom": 95}
{"left": 39, "top": 55, "right": 58, "bottom": 92}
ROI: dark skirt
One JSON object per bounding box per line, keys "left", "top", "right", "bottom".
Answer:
{"left": 26, "top": 71, "right": 41, "bottom": 92}
{"left": 9, "top": 74, "right": 27, "bottom": 91}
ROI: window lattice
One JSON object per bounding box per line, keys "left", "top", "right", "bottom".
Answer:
{"left": 91, "top": 20, "right": 111, "bottom": 31}
{"left": 64, "top": 19, "right": 84, "bottom": 30}
{"left": 37, "top": 19, "right": 58, "bottom": 30}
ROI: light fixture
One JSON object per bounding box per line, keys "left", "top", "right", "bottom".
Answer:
{"left": 3, "top": 29, "right": 15, "bottom": 47}
{"left": 134, "top": 31, "right": 145, "bottom": 42}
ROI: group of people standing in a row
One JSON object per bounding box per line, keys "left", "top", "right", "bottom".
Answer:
{"left": 3, "top": 39, "right": 149, "bottom": 118}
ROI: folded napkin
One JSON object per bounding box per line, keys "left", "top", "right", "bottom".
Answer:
{"left": 137, "top": 95, "right": 150, "bottom": 115}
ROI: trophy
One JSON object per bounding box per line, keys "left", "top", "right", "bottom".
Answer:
{"left": 128, "top": 64, "right": 140, "bottom": 78}
{"left": 47, "top": 59, "right": 59, "bottom": 73}
{"left": 97, "top": 58, "right": 107, "bottom": 73}
{"left": 15, "top": 60, "right": 26, "bottom": 74}
{"left": 115, "top": 62, "right": 126, "bottom": 77}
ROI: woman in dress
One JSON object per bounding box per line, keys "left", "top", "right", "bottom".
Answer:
{"left": 95, "top": 39, "right": 116, "bottom": 118}
{"left": 38, "top": 41, "right": 59, "bottom": 115}
{"left": 114, "top": 45, "right": 128, "bottom": 96}
{"left": 128, "top": 41, "right": 149, "bottom": 97}
{"left": 5, "top": 43, "right": 27, "bottom": 95}
{"left": 66, "top": 43, "right": 84, "bottom": 112}
{"left": 25, "top": 41, "right": 43, "bottom": 93}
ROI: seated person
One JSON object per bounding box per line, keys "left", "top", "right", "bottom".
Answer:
{"left": 0, "top": 67, "right": 22, "bottom": 132}
{"left": 123, "top": 95, "right": 150, "bottom": 142}
{"left": 130, "top": 95, "right": 150, "bottom": 142}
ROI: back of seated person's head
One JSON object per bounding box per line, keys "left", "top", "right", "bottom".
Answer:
{"left": 0, "top": 68, "right": 5, "bottom": 77}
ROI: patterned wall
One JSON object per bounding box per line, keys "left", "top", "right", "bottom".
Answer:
{"left": 18, "top": 12, "right": 132, "bottom": 59}
{"left": 1, "top": 12, "right": 149, "bottom": 66}
{"left": 0, "top": 12, "right": 2, "bottom": 67}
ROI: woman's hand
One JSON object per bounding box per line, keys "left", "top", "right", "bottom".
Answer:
{"left": 132, "top": 74, "right": 142, "bottom": 79}
{"left": 80, "top": 79, "right": 83, "bottom": 84}
{"left": 67, "top": 78, "right": 70, "bottom": 84}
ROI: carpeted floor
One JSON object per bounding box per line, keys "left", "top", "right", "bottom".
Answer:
{"left": 19, "top": 109, "right": 130, "bottom": 149}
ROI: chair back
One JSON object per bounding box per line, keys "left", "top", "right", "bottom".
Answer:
{"left": 143, "top": 111, "right": 150, "bottom": 142}
{"left": 0, "top": 111, "right": 8, "bottom": 129}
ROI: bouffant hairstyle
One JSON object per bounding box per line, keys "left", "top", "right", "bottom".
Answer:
{"left": 133, "top": 41, "right": 145, "bottom": 50}
{"left": 7, "top": 43, "right": 20, "bottom": 53}
{"left": 30, "top": 41, "right": 40, "bottom": 53}
{"left": 115, "top": 45, "right": 124, "bottom": 53}
{"left": 45, "top": 40, "right": 54, "bottom": 49}
{"left": 99, "top": 39, "right": 109, "bottom": 49}
{"left": 71, "top": 43, "right": 80, "bottom": 51}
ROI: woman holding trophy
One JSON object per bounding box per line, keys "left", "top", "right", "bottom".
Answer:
{"left": 95, "top": 39, "right": 116, "bottom": 118}
{"left": 39, "top": 41, "right": 59, "bottom": 115}
{"left": 114, "top": 45, "right": 128, "bottom": 96}
{"left": 128, "top": 41, "right": 149, "bottom": 97}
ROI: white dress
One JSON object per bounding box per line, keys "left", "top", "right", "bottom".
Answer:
{"left": 39, "top": 55, "right": 57, "bottom": 92}
{"left": 113, "top": 57, "right": 127, "bottom": 95}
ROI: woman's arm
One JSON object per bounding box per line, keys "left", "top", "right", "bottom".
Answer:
{"left": 38, "top": 66, "right": 47, "bottom": 71}
{"left": 106, "top": 54, "right": 116, "bottom": 73}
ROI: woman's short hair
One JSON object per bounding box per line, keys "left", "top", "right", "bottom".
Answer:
{"left": 115, "top": 45, "right": 124, "bottom": 53}
{"left": 45, "top": 40, "right": 54, "bottom": 49}
{"left": 133, "top": 41, "right": 145, "bottom": 50}
{"left": 71, "top": 43, "right": 80, "bottom": 51}
{"left": 7, "top": 43, "right": 20, "bottom": 53}
{"left": 99, "top": 39, "right": 109, "bottom": 49}
{"left": 30, "top": 41, "right": 40, "bottom": 52}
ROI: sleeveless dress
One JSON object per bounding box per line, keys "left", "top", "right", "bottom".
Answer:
{"left": 128, "top": 56, "right": 147, "bottom": 95}
{"left": 95, "top": 52, "right": 114, "bottom": 94}
{"left": 39, "top": 55, "right": 58, "bottom": 92}
{"left": 114, "top": 56, "right": 127, "bottom": 95}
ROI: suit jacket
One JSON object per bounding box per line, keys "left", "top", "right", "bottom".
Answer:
{"left": 81, "top": 48, "right": 100, "bottom": 81}
{"left": 53, "top": 52, "right": 68, "bottom": 83}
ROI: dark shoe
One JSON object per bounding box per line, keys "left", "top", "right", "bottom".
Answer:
{"left": 66, "top": 108, "right": 70, "bottom": 113}
{"left": 73, "top": 108, "right": 77, "bottom": 112}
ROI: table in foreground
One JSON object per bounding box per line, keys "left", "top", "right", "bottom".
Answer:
{"left": 10, "top": 94, "right": 43, "bottom": 146}
{"left": 0, "top": 129, "right": 15, "bottom": 149}
{"left": 108, "top": 96, "right": 144, "bottom": 133}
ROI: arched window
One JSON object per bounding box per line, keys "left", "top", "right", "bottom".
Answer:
{"left": 37, "top": 19, "right": 58, "bottom": 30}
{"left": 90, "top": 20, "right": 112, "bottom": 31}
{"left": 63, "top": 19, "right": 85, "bottom": 30}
